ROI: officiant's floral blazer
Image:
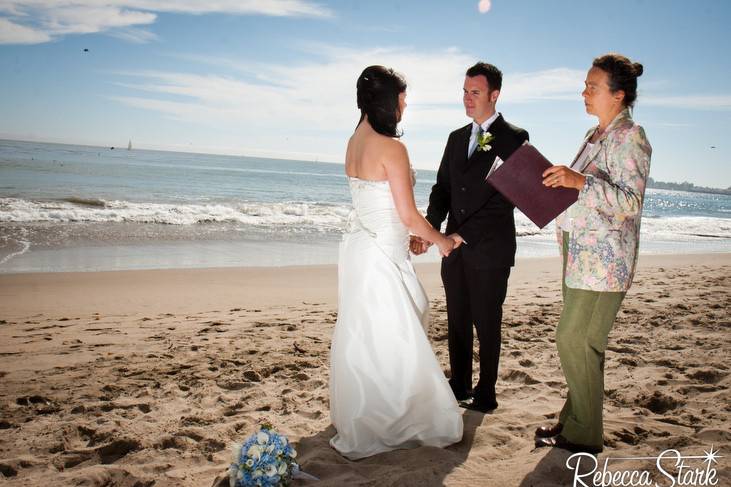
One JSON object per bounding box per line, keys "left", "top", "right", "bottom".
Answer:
{"left": 556, "top": 108, "right": 652, "bottom": 292}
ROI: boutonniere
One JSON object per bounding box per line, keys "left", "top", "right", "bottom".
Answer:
{"left": 477, "top": 131, "right": 494, "bottom": 152}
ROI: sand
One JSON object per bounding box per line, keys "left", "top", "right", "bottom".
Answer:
{"left": 0, "top": 253, "right": 729, "bottom": 486}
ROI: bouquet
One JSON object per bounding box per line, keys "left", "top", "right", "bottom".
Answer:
{"left": 229, "top": 423, "right": 300, "bottom": 487}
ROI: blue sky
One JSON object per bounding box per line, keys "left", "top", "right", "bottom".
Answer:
{"left": 1, "top": 0, "right": 729, "bottom": 187}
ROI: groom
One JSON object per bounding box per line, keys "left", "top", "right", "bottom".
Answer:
{"left": 412, "top": 62, "right": 528, "bottom": 412}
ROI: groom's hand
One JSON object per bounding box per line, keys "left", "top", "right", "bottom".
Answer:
{"left": 448, "top": 233, "right": 465, "bottom": 249}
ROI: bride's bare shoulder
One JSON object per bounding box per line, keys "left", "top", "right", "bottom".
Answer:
{"left": 382, "top": 137, "right": 408, "bottom": 164}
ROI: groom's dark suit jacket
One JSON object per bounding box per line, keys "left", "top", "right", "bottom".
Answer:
{"left": 426, "top": 114, "right": 529, "bottom": 267}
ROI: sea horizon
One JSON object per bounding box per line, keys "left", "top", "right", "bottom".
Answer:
{"left": 2, "top": 137, "right": 729, "bottom": 195}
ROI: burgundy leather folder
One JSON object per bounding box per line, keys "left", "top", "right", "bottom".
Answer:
{"left": 486, "top": 143, "right": 579, "bottom": 229}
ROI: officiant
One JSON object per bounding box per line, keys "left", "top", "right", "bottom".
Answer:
{"left": 535, "top": 53, "right": 652, "bottom": 454}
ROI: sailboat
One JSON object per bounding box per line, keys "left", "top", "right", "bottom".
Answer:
{"left": 127, "top": 139, "right": 132, "bottom": 151}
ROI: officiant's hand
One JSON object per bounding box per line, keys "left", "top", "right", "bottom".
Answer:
{"left": 542, "top": 165, "right": 586, "bottom": 190}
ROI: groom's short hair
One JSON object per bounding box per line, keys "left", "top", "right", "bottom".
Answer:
{"left": 466, "top": 62, "right": 502, "bottom": 92}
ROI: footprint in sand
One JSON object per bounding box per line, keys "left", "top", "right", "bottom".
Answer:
{"left": 617, "top": 357, "right": 641, "bottom": 367}
{"left": 612, "top": 426, "right": 651, "bottom": 446}
{"left": 0, "top": 462, "right": 18, "bottom": 478}
{"left": 16, "top": 395, "right": 60, "bottom": 415}
{"left": 636, "top": 391, "right": 684, "bottom": 414}
{"left": 58, "top": 438, "right": 142, "bottom": 469}
{"left": 687, "top": 369, "right": 727, "bottom": 384}
{"left": 216, "top": 380, "right": 252, "bottom": 391}
{"left": 500, "top": 369, "right": 540, "bottom": 385}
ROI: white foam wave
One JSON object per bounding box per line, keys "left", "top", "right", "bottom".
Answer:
{"left": 513, "top": 212, "right": 731, "bottom": 241}
{"left": 0, "top": 197, "right": 351, "bottom": 230}
{"left": 1, "top": 198, "right": 729, "bottom": 241}
{"left": 0, "top": 226, "right": 31, "bottom": 266}
{"left": 640, "top": 215, "right": 731, "bottom": 239}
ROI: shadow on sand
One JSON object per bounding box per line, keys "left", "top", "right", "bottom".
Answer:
{"left": 288, "top": 410, "right": 483, "bottom": 487}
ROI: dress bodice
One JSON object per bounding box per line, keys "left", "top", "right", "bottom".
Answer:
{"left": 345, "top": 177, "right": 409, "bottom": 262}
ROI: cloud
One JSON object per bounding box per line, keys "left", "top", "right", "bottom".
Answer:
{"left": 44, "top": 6, "right": 157, "bottom": 36}
{"left": 108, "top": 46, "right": 476, "bottom": 132}
{"left": 107, "top": 26, "right": 158, "bottom": 43}
{"left": 102, "top": 46, "right": 473, "bottom": 162}
{"left": 0, "top": 0, "right": 333, "bottom": 44}
{"left": 478, "top": 0, "right": 492, "bottom": 14}
{"left": 101, "top": 46, "right": 731, "bottom": 165}
{"left": 0, "top": 17, "right": 50, "bottom": 44}
{"left": 641, "top": 95, "right": 731, "bottom": 110}
{"left": 502, "top": 70, "right": 731, "bottom": 110}
{"left": 103, "top": 46, "right": 596, "bottom": 164}
{"left": 501, "top": 68, "right": 585, "bottom": 103}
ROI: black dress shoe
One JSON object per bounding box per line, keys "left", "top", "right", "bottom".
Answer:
{"left": 534, "top": 435, "right": 602, "bottom": 454}
{"left": 453, "top": 389, "right": 474, "bottom": 401}
{"left": 535, "top": 422, "right": 563, "bottom": 438}
{"left": 458, "top": 398, "right": 498, "bottom": 413}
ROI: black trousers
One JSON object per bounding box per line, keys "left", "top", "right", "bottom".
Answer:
{"left": 441, "top": 249, "right": 511, "bottom": 403}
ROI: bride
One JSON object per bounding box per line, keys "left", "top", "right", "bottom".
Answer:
{"left": 329, "top": 65, "right": 463, "bottom": 460}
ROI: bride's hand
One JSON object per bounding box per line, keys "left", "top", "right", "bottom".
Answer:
{"left": 409, "top": 235, "right": 431, "bottom": 255}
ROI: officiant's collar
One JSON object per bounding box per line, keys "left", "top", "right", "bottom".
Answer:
{"left": 472, "top": 111, "right": 500, "bottom": 134}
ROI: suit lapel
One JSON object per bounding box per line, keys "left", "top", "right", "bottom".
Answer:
{"left": 464, "top": 114, "right": 504, "bottom": 171}
{"left": 457, "top": 124, "right": 472, "bottom": 171}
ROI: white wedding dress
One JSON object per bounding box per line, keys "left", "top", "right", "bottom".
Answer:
{"left": 329, "top": 175, "right": 463, "bottom": 460}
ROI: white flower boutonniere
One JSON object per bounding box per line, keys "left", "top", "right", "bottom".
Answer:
{"left": 477, "top": 131, "right": 494, "bottom": 152}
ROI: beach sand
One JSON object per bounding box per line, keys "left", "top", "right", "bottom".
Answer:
{"left": 1, "top": 253, "right": 729, "bottom": 486}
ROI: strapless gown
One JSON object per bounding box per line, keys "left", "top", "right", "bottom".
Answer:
{"left": 329, "top": 176, "right": 463, "bottom": 460}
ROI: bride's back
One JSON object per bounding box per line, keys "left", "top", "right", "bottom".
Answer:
{"left": 345, "top": 122, "right": 393, "bottom": 182}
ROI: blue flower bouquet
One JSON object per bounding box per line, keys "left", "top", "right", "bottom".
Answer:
{"left": 229, "top": 424, "right": 305, "bottom": 487}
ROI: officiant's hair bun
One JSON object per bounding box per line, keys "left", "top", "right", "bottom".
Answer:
{"left": 593, "top": 53, "right": 644, "bottom": 108}
{"left": 356, "top": 65, "right": 407, "bottom": 138}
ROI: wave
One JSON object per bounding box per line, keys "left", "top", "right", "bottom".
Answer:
{"left": 61, "top": 196, "right": 108, "bottom": 207}
{"left": 0, "top": 197, "right": 351, "bottom": 230}
{"left": 640, "top": 215, "right": 731, "bottom": 239}
{"left": 1, "top": 197, "right": 730, "bottom": 241}
{"left": 512, "top": 212, "right": 731, "bottom": 241}
{"left": 0, "top": 226, "right": 30, "bottom": 265}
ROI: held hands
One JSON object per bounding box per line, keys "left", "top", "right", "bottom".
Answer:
{"left": 542, "top": 165, "right": 586, "bottom": 190}
{"left": 409, "top": 234, "right": 464, "bottom": 257}
{"left": 436, "top": 235, "right": 455, "bottom": 257}
{"left": 437, "top": 233, "right": 465, "bottom": 257}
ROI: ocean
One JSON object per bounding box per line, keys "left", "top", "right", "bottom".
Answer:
{"left": 1, "top": 139, "right": 730, "bottom": 273}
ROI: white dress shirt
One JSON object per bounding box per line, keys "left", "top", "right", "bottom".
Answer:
{"left": 468, "top": 111, "right": 500, "bottom": 158}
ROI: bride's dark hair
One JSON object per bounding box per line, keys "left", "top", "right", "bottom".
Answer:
{"left": 356, "top": 65, "right": 407, "bottom": 137}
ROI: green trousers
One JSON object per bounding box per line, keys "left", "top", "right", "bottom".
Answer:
{"left": 557, "top": 232, "right": 625, "bottom": 448}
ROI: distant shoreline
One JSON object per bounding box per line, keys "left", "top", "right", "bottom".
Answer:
{"left": 646, "top": 178, "right": 731, "bottom": 196}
